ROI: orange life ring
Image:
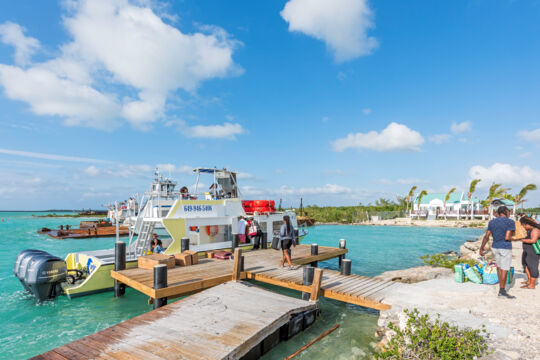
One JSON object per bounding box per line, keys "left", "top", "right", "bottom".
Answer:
{"left": 206, "top": 225, "right": 219, "bottom": 237}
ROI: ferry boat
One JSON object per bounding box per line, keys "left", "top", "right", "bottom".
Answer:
{"left": 14, "top": 168, "right": 307, "bottom": 300}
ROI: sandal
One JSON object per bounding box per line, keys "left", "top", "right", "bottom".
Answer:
{"left": 521, "top": 284, "right": 531, "bottom": 289}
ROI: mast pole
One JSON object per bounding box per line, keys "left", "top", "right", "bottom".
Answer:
{"left": 115, "top": 201, "right": 120, "bottom": 243}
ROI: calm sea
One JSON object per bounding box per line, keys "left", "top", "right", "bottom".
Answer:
{"left": 0, "top": 212, "right": 483, "bottom": 359}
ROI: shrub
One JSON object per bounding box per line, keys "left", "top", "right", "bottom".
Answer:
{"left": 376, "top": 309, "right": 489, "bottom": 360}
{"left": 420, "top": 253, "right": 477, "bottom": 270}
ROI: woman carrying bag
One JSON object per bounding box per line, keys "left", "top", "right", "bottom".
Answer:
{"left": 279, "top": 215, "right": 295, "bottom": 269}
{"left": 519, "top": 216, "right": 540, "bottom": 289}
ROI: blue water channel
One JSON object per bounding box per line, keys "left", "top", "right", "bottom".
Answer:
{"left": 0, "top": 212, "right": 483, "bottom": 359}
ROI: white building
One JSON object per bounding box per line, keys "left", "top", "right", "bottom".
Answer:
{"left": 410, "top": 192, "right": 485, "bottom": 220}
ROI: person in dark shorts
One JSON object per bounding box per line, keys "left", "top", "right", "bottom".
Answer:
{"left": 279, "top": 215, "right": 295, "bottom": 269}
{"left": 479, "top": 206, "right": 519, "bottom": 298}
{"left": 518, "top": 217, "right": 540, "bottom": 289}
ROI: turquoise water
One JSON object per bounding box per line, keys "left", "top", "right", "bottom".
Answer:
{"left": 0, "top": 213, "right": 483, "bottom": 359}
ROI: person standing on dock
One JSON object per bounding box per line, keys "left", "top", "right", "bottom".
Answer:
{"left": 248, "top": 215, "right": 262, "bottom": 249}
{"left": 237, "top": 216, "right": 247, "bottom": 244}
{"left": 279, "top": 215, "right": 295, "bottom": 269}
{"left": 480, "top": 206, "right": 518, "bottom": 298}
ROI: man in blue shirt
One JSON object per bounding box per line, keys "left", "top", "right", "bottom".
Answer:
{"left": 479, "top": 206, "right": 518, "bottom": 298}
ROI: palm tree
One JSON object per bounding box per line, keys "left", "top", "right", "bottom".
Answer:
{"left": 486, "top": 183, "right": 510, "bottom": 219}
{"left": 507, "top": 184, "right": 537, "bottom": 215}
{"left": 467, "top": 179, "right": 481, "bottom": 220}
{"left": 444, "top": 187, "right": 456, "bottom": 220}
{"left": 405, "top": 186, "right": 417, "bottom": 216}
{"left": 417, "top": 190, "right": 428, "bottom": 219}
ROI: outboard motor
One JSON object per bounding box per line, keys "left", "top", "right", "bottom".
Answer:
{"left": 14, "top": 249, "right": 47, "bottom": 291}
{"left": 14, "top": 249, "right": 67, "bottom": 301}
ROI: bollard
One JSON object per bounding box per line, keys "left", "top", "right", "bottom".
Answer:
{"left": 240, "top": 255, "right": 245, "bottom": 272}
{"left": 310, "top": 244, "right": 318, "bottom": 267}
{"left": 339, "top": 238, "right": 346, "bottom": 269}
{"left": 261, "top": 232, "right": 268, "bottom": 249}
{"left": 181, "top": 237, "right": 190, "bottom": 253}
{"left": 153, "top": 264, "right": 168, "bottom": 309}
{"left": 302, "top": 267, "right": 315, "bottom": 301}
{"left": 341, "top": 259, "right": 351, "bottom": 276}
{"left": 114, "top": 242, "right": 126, "bottom": 297}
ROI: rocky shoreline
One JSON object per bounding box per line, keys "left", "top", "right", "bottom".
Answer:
{"left": 374, "top": 237, "right": 540, "bottom": 360}
{"left": 315, "top": 218, "right": 488, "bottom": 228}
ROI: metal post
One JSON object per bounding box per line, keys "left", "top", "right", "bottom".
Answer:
{"left": 114, "top": 241, "right": 126, "bottom": 297}
{"left": 261, "top": 232, "right": 268, "bottom": 249}
{"left": 339, "top": 238, "right": 346, "bottom": 269}
{"left": 341, "top": 259, "right": 351, "bottom": 276}
{"left": 240, "top": 255, "right": 245, "bottom": 272}
{"left": 310, "top": 244, "right": 318, "bottom": 267}
{"left": 181, "top": 237, "right": 190, "bottom": 253}
{"left": 302, "top": 267, "right": 315, "bottom": 301}
{"left": 153, "top": 264, "right": 168, "bottom": 309}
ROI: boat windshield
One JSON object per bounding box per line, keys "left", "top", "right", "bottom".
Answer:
{"left": 193, "top": 168, "right": 240, "bottom": 200}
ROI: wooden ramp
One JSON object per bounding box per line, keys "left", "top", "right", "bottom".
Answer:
{"left": 32, "top": 282, "right": 317, "bottom": 360}
{"left": 111, "top": 245, "right": 399, "bottom": 310}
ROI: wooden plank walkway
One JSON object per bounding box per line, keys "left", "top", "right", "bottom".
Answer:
{"left": 110, "top": 245, "right": 347, "bottom": 300}
{"left": 32, "top": 282, "right": 317, "bottom": 360}
{"left": 111, "top": 245, "right": 400, "bottom": 310}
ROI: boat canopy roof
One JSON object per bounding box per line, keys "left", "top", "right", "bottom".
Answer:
{"left": 193, "top": 167, "right": 236, "bottom": 175}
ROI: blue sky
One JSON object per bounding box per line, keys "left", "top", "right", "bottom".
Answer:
{"left": 0, "top": 0, "right": 540, "bottom": 210}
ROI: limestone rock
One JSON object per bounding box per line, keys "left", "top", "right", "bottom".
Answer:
{"left": 374, "top": 266, "right": 452, "bottom": 284}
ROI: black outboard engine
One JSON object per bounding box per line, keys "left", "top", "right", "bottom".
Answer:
{"left": 14, "top": 249, "right": 67, "bottom": 301}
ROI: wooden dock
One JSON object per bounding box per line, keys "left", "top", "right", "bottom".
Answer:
{"left": 111, "top": 245, "right": 399, "bottom": 310}
{"left": 32, "top": 281, "right": 318, "bottom": 360}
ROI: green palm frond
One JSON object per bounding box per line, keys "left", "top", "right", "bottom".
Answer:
{"left": 468, "top": 179, "right": 481, "bottom": 200}
{"left": 444, "top": 187, "right": 456, "bottom": 203}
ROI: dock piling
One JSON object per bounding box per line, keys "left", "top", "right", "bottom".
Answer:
{"left": 181, "top": 237, "right": 190, "bottom": 253}
{"left": 310, "top": 244, "right": 319, "bottom": 267}
{"left": 232, "top": 248, "right": 242, "bottom": 281}
{"left": 153, "top": 264, "right": 168, "bottom": 309}
{"left": 302, "top": 267, "right": 315, "bottom": 300}
{"left": 341, "top": 259, "right": 351, "bottom": 276}
{"left": 114, "top": 242, "right": 126, "bottom": 297}
{"left": 309, "top": 268, "right": 323, "bottom": 302}
{"left": 338, "top": 238, "right": 346, "bottom": 269}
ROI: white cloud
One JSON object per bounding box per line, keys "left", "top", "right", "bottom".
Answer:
{"left": 429, "top": 134, "right": 451, "bottom": 144}
{"left": 332, "top": 122, "right": 424, "bottom": 152}
{"left": 280, "top": 0, "right": 377, "bottom": 62}
{"left": 451, "top": 121, "right": 472, "bottom": 134}
{"left": 362, "top": 108, "right": 372, "bottom": 115}
{"left": 468, "top": 163, "right": 540, "bottom": 188}
{"left": 83, "top": 163, "right": 193, "bottom": 178}
{"left": 0, "top": 65, "right": 121, "bottom": 128}
{"left": 321, "top": 116, "right": 329, "bottom": 123}
{"left": 0, "top": 148, "right": 111, "bottom": 163}
{"left": 274, "top": 168, "right": 284, "bottom": 174}
{"left": 518, "top": 128, "right": 540, "bottom": 143}
{"left": 0, "top": 22, "right": 40, "bottom": 66}
{"left": 186, "top": 122, "right": 245, "bottom": 139}
{"left": 0, "top": 0, "right": 241, "bottom": 129}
